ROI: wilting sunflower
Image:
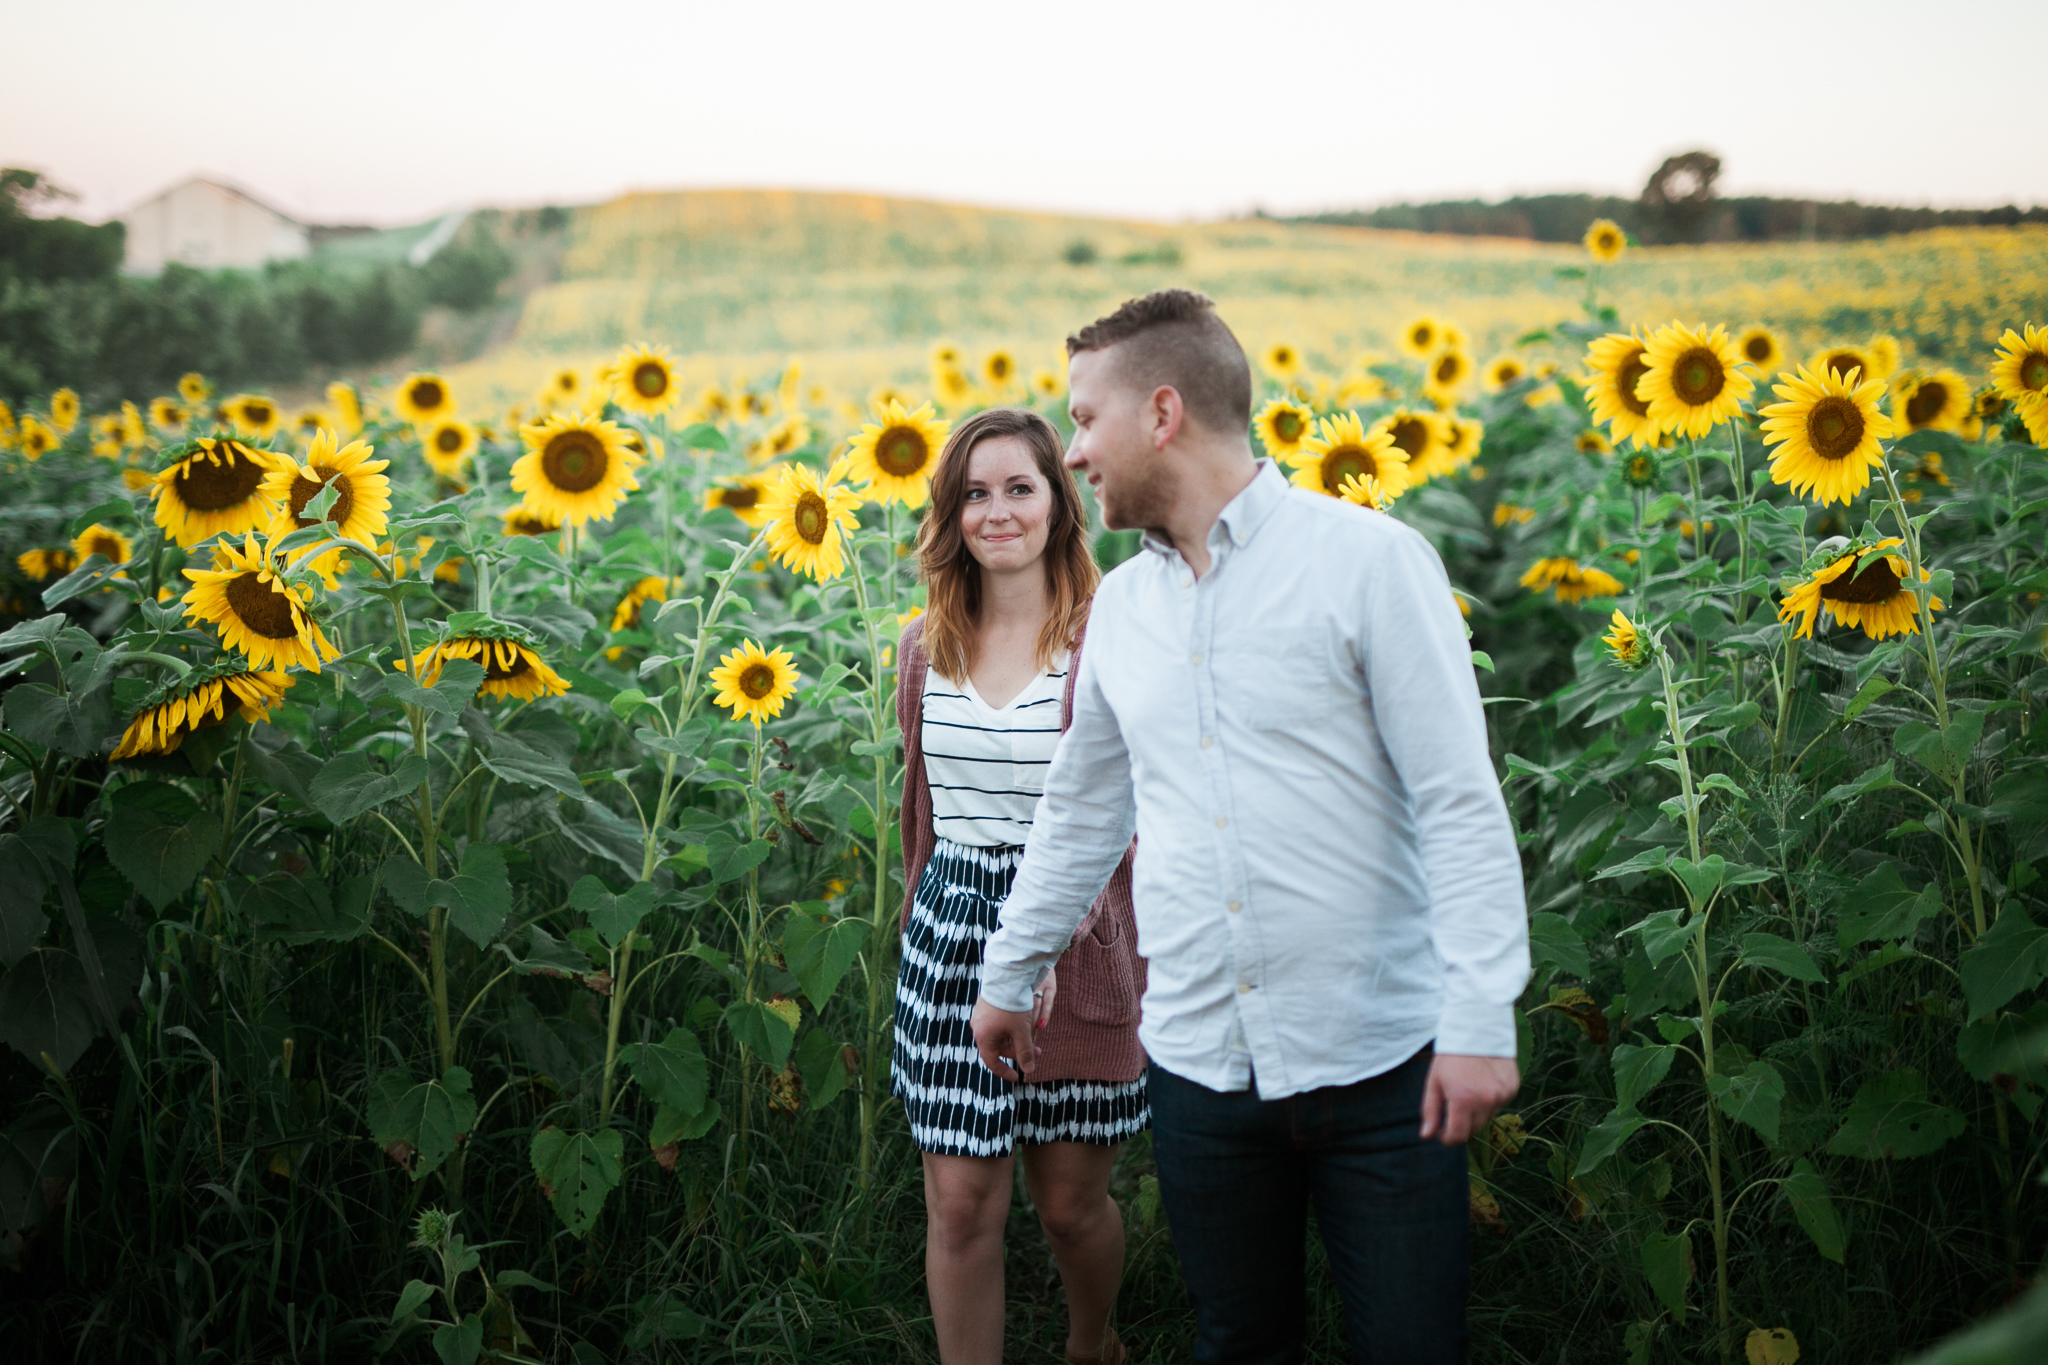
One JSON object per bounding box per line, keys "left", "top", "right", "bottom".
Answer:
{"left": 1805, "top": 343, "right": 1880, "bottom": 387}
{"left": 111, "top": 660, "right": 294, "bottom": 760}
{"left": 1483, "top": 355, "right": 1526, "bottom": 392}
{"left": 1602, "top": 610, "right": 1651, "bottom": 669}
{"left": 223, "top": 393, "right": 281, "bottom": 440}
{"left": 261, "top": 430, "right": 393, "bottom": 586}
{"left": 748, "top": 414, "right": 811, "bottom": 466}
{"left": 150, "top": 396, "right": 189, "bottom": 432}
{"left": 1778, "top": 537, "right": 1942, "bottom": 640}
{"left": 181, "top": 535, "right": 337, "bottom": 673}
{"left": 393, "top": 372, "right": 455, "bottom": 425}
{"left": 49, "top": 388, "right": 80, "bottom": 433}
{"left": 844, "top": 398, "right": 950, "bottom": 507}
{"left": 500, "top": 507, "right": 561, "bottom": 537}
{"left": 1760, "top": 364, "right": 1897, "bottom": 506}
{"left": 982, "top": 350, "right": 1020, "bottom": 391}
{"left": 326, "top": 382, "right": 363, "bottom": 436}
{"left": 1285, "top": 412, "right": 1410, "bottom": 499}
{"left": 1576, "top": 428, "right": 1613, "bottom": 454}
{"left": 1520, "top": 557, "right": 1626, "bottom": 605}
{"left": 1583, "top": 218, "right": 1626, "bottom": 263}
{"left": 1374, "top": 407, "right": 1454, "bottom": 480}
{"left": 611, "top": 343, "right": 681, "bottom": 416}
{"left": 704, "top": 469, "right": 777, "bottom": 527}
{"left": 151, "top": 438, "right": 281, "bottom": 547}
{"left": 1583, "top": 331, "right": 1663, "bottom": 449}
{"left": 421, "top": 418, "right": 478, "bottom": 478}
{"left": 609, "top": 576, "right": 673, "bottom": 632}
{"left": 761, "top": 457, "right": 864, "bottom": 581}
{"left": 16, "top": 548, "right": 76, "bottom": 581}
{"left": 512, "top": 411, "right": 641, "bottom": 527}
{"left": 402, "top": 625, "right": 570, "bottom": 702}
{"left": 71, "top": 523, "right": 132, "bottom": 569}
{"left": 1399, "top": 316, "right": 1443, "bottom": 359}
{"left": 1423, "top": 349, "right": 1473, "bottom": 405}
{"left": 1720, "top": 330, "right": 1778, "bottom": 381}
{"left": 1990, "top": 323, "right": 2048, "bottom": 415}
{"left": 1892, "top": 369, "right": 1971, "bottom": 434}
{"left": 178, "top": 372, "right": 211, "bottom": 405}
{"left": 1261, "top": 342, "right": 1303, "bottom": 379}
{"left": 708, "top": 639, "right": 800, "bottom": 728}
{"left": 1253, "top": 397, "right": 1315, "bottom": 458}
{"left": 1442, "top": 413, "right": 1484, "bottom": 469}
{"left": 1031, "top": 368, "right": 1065, "bottom": 400}
{"left": 1637, "top": 322, "right": 1753, "bottom": 439}
{"left": 19, "top": 415, "right": 60, "bottom": 460}
{"left": 1337, "top": 473, "right": 1398, "bottom": 512}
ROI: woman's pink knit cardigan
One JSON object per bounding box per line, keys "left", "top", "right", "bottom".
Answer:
{"left": 895, "top": 616, "right": 1146, "bottom": 1083}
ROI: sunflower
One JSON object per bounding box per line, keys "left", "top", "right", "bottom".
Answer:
{"left": 1577, "top": 428, "right": 1613, "bottom": 455}
{"left": 778, "top": 358, "right": 805, "bottom": 413}
{"left": 1031, "top": 368, "right": 1065, "bottom": 400}
{"left": 111, "top": 661, "right": 294, "bottom": 760}
{"left": 1637, "top": 322, "right": 1753, "bottom": 438}
{"left": 1399, "top": 316, "right": 1443, "bottom": 358}
{"left": 1253, "top": 397, "right": 1315, "bottom": 458}
{"left": 1442, "top": 413, "right": 1484, "bottom": 469}
{"left": 1483, "top": 355, "right": 1526, "bottom": 392}
{"left": 1778, "top": 537, "right": 1942, "bottom": 640}
{"left": 49, "top": 388, "right": 80, "bottom": 433}
{"left": 178, "top": 372, "right": 211, "bottom": 405}
{"left": 1892, "top": 369, "right": 1971, "bottom": 434}
{"left": 1337, "top": 473, "right": 1398, "bottom": 512}
{"left": 181, "top": 535, "right": 338, "bottom": 672}
{"left": 402, "top": 627, "right": 569, "bottom": 702}
{"left": 1990, "top": 324, "right": 2048, "bottom": 415}
{"left": 748, "top": 414, "right": 812, "bottom": 466}
{"left": 500, "top": 507, "right": 561, "bottom": 537}
{"left": 1520, "top": 557, "right": 1626, "bottom": 605}
{"left": 843, "top": 398, "right": 950, "bottom": 507}
{"left": 119, "top": 401, "right": 145, "bottom": 447}
{"left": 687, "top": 384, "right": 731, "bottom": 424}
{"left": 291, "top": 407, "right": 331, "bottom": 443}
{"left": 1492, "top": 503, "right": 1534, "bottom": 527}
{"left": 0, "top": 398, "right": 13, "bottom": 445}
{"left": 609, "top": 576, "right": 673, "bottom": 632}
{"left": 1976, "top": 389, "right": 2010, "bottom": 421}
{"left": 1336, "top": 373, "right": 1386, "bottom": 407}
{"left": 1735, "top": 326, "right": 1783, "bottom": 374}
{"left": 261, "top": 430, "right": 393, "bottom": 586}
{"left": 981, "top": 350, "right": 1020, "bottom": 391}
{"left": 708, "top": 639, "right": 800, "bottom": 728}
{"left": 1423, "top": 349, "right": 1473, "bottom": 406}
{"left": 1285, "top": 412, "right": 1410, "bottom": 499}
{"left": 931, "top": 343, "right": 963, "bottom": 370}
{"left": 1374, "top": 407, "right": 1454, "bottom": 480}
{"left": 224, "top": 393, "right": 281, "bottom": 440}
{"left": 609, "top": 343, "right": 681, "bottom": 416}
{"left": 150, "top": 396, "right": 189, "bottom": 432}
{"left": 16, "top": 549, "right": 76, "bottom": 581}
{"left": 151, "top": 438, "right": 281, "bottom": 546}
{"left": 932, "top": 364, "right": 976, "bottom": 409}
{"left": 1805, "top": 343, "right": 1880, "bottom": 387}
{"left": 1261, "top": 342, "right": 1303, "bottom": 380}
{"left": 325, "top": 382, "right": 363, "bottom": 436}
{"left": 72, "top": 523, "right": 132, "bottom": 569}
{"left": 511, "top": 411, "right": 641, "bottom": 527}
{"left": 1760, "top": 364, "right": 1897, "bottom": 507}
{"left": 1583, "top": 218, "right": 1626, "bottom": 263}
{"left": 1602, "top": 611, "right": 1651, "bottom": 669}
{"left": 1583, "top": 331, "right": 1663, "bottom": 449}
{"left": 761, "top": 458, "right": 864, "bottom": 581}
{"left": 704, "top": 469, "right": 778, "bottom": 527}
{"left": 18, "top": 415, "right": 60, "bottom": 460}
{"left": 421, "top": 417, "right": 478, "bottom": 477}
{"left": 1870, "top": 335, "right": 1902, "bottom": 379}
{"left": 393, "top": 372, "right": 455, "bottom": 425}
{"left": 91, "top": 414, "right": 126, "bottom": 458}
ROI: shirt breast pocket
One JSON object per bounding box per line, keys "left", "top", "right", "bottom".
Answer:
{"left": 1217, "top": 617, "right": 1348, "bottom": 734}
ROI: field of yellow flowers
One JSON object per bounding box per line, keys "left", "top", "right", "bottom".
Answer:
{"left": 4, "top": 216, "right": 2048, "bottom": 1364}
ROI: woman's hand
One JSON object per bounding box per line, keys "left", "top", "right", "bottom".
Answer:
{"left": 1033, "top": 964, "right": 1058, "bottom": 1027}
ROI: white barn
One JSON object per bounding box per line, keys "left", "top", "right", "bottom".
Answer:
{"left": 120, "top": 177, "right": 309, "bottom": 274}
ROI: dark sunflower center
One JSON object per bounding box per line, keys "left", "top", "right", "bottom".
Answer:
{"left": 1410, "top": 327, "right": 1432, "bottom": 349}
{"left": 175, "top": 446, "right": 266, "bottom": 511}
{"left": 436, "top": 427, "right": 464, "bottom": 453}
{"left": 1744, "top": 335, "right": 1772, "bottom": 362}
{"left": 85, "top": 534, "right": 122, "bottom": 561}
{"left": 1495, "top": 364, "right": 1519, "bottom": 383}
{"left": 1389, "top": 419, "right": 1430, "bottom": 457}
{"left": 542, "top": 431, "right": 608, "bottom": 492}
{"left": 556, "top": 374, "right": 575, "bottom": 393}
{"left": 245, "top": 402, "right": 274, "bottom": 426}
{"left": 1320, "top": 446, "right": 1377, "bottom": 492}
{"left": 1904, "top": 382, "right": 1950, "bottom": 428}
{"left": 1435, "top": 355, "right": 1461, "bottom": 383}
{"left": 1616, "top": 352, "right": 1651, "bottom": 417}
{"left": 793, "top": 490, "right": 829, "bottom": 545}
{"left": 1273, "top": 410, "right": 1305, "bottom": 443}
{"left": 1824, "top": 353, "right": 1864, "bottom": 383}
{"left": 508, "top": 515, "right": 549, "bottom": 535}
{"left": 2018, "top": 354, "right": 2048, "bottom": 391}
{"left": 410, "top": 381, "right": 445, "bottom": 411}
{"left": 875, "top": 428, "right": 929, "bottom": 477}
{"left": 1982, "top": 395, "right": 2007, "bottom": 417}
{"left": 225, "top": 572, "right": 301, "bottom": 639}
{"left": 1806, "top": 396, "right": 1865, "bottom": 460}
{"left": 289, "top": 465, "right": 355, "bottom": 528}
{"left": 632, "top": 362, "right": 667, "bottom": 398}
{"left": 1597, "top": 230, "right": 1618, "bottom": 250}
{"left": 990, "top": 357, "right": 1011, "bottom": 378}
{"left": 1275, "top": 349, "right": 1294, "bottom": 367}
{"left": 1671, "top": 347, "right": 1725, "bottom": 406}
{"left": 719, "top": 484, "right": 760, "bottom": 511}
{"left": 1822, "top": 555, "right": 1903, "bottom": 605}
{"left": 740, "top": 663, "right": 776, "bottom": 699}
{"left": 483, "top": 645, "right": 532, "bottom": 682}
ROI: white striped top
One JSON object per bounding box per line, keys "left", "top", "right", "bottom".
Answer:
{"left": 920, "top": 653, "right": 1069, "bottom": 848}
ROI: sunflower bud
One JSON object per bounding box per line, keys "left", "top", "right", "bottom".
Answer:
{"left": 1602, "top": 610, "right": 1653, "bottom": 670}
{"left": 412, "top": 1207, "right": 450, "bottom": 1252}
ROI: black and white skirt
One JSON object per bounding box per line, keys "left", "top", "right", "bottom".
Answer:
{"left": 893, "top": 838, "right": 1149, "bottom": 1157}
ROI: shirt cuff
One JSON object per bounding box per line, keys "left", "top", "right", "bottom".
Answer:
{"left": 978, "top": 961, "right": 1040, "bottom": 1014}
{"left": 1434, "top": 1001, "right": 1519, "bottom": 1058}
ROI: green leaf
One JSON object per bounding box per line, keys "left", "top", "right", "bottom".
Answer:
{"left": 382, "top": 856, "right": 432, "bottom": 916}
{"left": 1826, "top": 1069, "right": 1966, "bottom": 1160}
{"left": 1625, "top": 909, "right": 1691, "bottom": 967}
{"left": 493, "top": 923, "right": 599, "bottom": 977}
{"left": 1781, "top": 1158, "right": 1846, "bottom": 1263}
{"left": 794, "top": 1028, "right": 851, "bottom": 1110}
{"left": 1706, "top": 1060, "right": 1785, "bottom": 1144}
{"left": 1741, "top": 933, "right": 1825, "bottom": 983}
{"left": 528, "top": 1126, "right": 623, "bottom": 1235}
{"left": 1575, "top": 1108, "right": 1648, "bottom": 1174}
{"left": 1470, "top": 650, "right": 1495, "bottom": 673}
{"left": 5, "top": 683, "right": 97, "bottom": 757}
{"left": 1895, "top": 710, "right": 1985, "bottom": 786}
{"left": 1613, "top": 1043, "right": 1676, "bottom": 1111}
{"left": 309, "top": 752, "right": 429, "bottom": 825}
{"left": 1667, "top": 855, "right": 1727, "bottom": 905}
{"left": 1839, "top": 864, "right": 1944, "bottom": 948}
{"left": 491, "top": 1270, "right": 557, "bottom": 1292}
{"left": 0, "top": 949, "right": 97, "bottom": 1072}
{"left": 705, "top": 834, "right": 773, "bottom": 885}
{"left": 64, "top": 498, "right": 138, "bottom": 538}
{"left": 1961, "top": 902, "right": 2048, "bottom": 1021}
{"left": 480, "top": 733, "right": 588, "bottom": 802}
{"left": 1698, "top": 773, "right": 1748, "bottom": 800}
{"left": 650, "top": 1097, "right": 722, "bottom": 1147}
{"left": 0, "top": 819, "right": 69, "bottom": 967}
{"left": 432, "top": 1313, "right": 483, "bottom": 1365}
{"left": 387, "top": 658, "right": 486, "bottom": 718}
{"left": 1844, "top": 677, "right": 1895, "bottom": 722}
{"left": 105, "top": 781, "right": 222, "bottom": 909}
{"left": 608, "top": 688, "right": 652, "bottom": 720}
{"left": 1821, "top": 761, "right": 1905, "bottom": 807}
{"left": 368, "top": 1067, "right": 478, "bottom": 1181}
{"left": 1641, "top": 1231, "right": 1691, "bottom": 1316}
{"left": 393, "top": 1278, "right": 436, "bottom": 1321}
{"left": 621, "top": 1027, "right": 708, "bottom": 1115}
{"left": 442, "top": 843, "right": 512, "bottom": 947}
{"left": 1528, "top": 912, "right": 1590, "bottom": 979}
{"left": 626, "top": 1293, "right": 710, "bottom": 1349}
{"left": 569, "top": 876, "right": 660, "bottom": 948}
{"left": 673, "top": 422, "right": 728, "bottom": 452}
{"left": 781, "top": 910, "right": 869, "bottom": 1011}
{"left": 246, "top": 873, "right": 374, "bottom": 944}
{"left": 724, "top": 999, "right": 796, "bottom": 1069}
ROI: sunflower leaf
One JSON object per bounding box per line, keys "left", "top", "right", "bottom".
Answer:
{"left": 1960, "top": 902, "right": 2048, "bottom": 1021}
{"left": 1826, "top": 1069, "right": 1965, "bottom": 1160}
{"left": 388, "top": 660, "right": 484, "bottom": 718}
{"left": 1706, "top": 1059, "right": 1784, "bottom": 1144}
{"left": 1574, "top": 1108, "right": 1648, "bottom": 1174}
{"left": 1612, "top": 1043, "right": 1676, "bottom": 1111}
{"left": 1528, "top": 912, "right": 1590, "bottom": 980}
{"left": 480, "top": 733, "right": 588, "bottom": 802}
{"left": 723, "top": 999, "right": 796, "bottom": 1069}
{"left": 1640, "top": 1231, "right": 1692, "bottom": 1316}
{"left": 794, "top": 1027, "right": 852, "bottom": 1110}
{"left": 1782, "top": 1158, "right": 1847, "bottom": 1263}
{"left": 369, "top": 1066, "right": 477, "bottom": 1183}
{"left": 672, "top": 422, "right": 729, "bottom": 452}
{"left": 569, "top": 876, "right": 660, "bottom": 949}
{"left": 1622, "top": 908, "right": 1691, "bottom": 966}
{"left": 620, "top": 1027, "right": 708, "bottom": 1115}
{"left": 1838, "top": 864, "right": 1942, "bottom": 947}
{"left": 1820, "top": 761, "right": 1905, "bottom": 807}
{"left": 310, "top": 752, "right": 429, "bottom": 825}
{"left": 780, "top": 910, "right": 869, "bottom": 1012}
{"left": 1740, "top": 933, "right": 1826, "bottom": 983}
{"left": 442, "top": 844, "right": 512, "bottom": 947}
{"left": 105, "top": 781, "right": 222, "bottom": 909}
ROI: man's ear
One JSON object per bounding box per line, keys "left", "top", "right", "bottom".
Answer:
{"left": 1148, "top": 385, "right": 1185, "bottom": 450}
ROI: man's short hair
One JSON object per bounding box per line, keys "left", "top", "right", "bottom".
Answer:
{"left": 1066, "top": 289, "right": 1251, "bottom": 435}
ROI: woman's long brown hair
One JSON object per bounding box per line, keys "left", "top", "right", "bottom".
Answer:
{"left": 916, "top": 407, "right": 1098, "bottom": 684}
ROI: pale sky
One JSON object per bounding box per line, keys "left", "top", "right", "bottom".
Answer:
{"left": 4, "top": 0, "right": 2041, "bottom": 228}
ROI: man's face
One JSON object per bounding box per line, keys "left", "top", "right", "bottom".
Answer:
{"left": 1064, "top": 347, "right": 1174, "bottom": 533}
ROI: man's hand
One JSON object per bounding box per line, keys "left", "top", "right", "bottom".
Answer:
{"left": 970, "top": 996, "right": 1038, "bottom": 1082}
{"left": 1419, "top": 1053, "right": 1520, "bottom": 1145}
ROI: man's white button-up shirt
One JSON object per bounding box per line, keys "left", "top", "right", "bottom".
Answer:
{"left": 979, "top": 461, "right": 1530, "bottom": 1099}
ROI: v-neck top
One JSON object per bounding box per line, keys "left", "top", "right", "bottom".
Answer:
{"left": 919, "top": 652, "right": 1070, "bottom": 847}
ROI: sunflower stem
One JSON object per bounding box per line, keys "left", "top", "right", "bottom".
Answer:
{"left": 845, "top": 538, "right": 896, "bottom": 1195}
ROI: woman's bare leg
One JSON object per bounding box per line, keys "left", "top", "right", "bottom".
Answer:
{"left": 923, "top": 1151, "right": 1016, "bottom": 1364}
{"left": 1020, "top": 1142, "right": 1126, "bottom": 1359}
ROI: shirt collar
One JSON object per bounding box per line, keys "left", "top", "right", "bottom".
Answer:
{"left": 1141, "top": 460, "right": 1289, "bottom": 561}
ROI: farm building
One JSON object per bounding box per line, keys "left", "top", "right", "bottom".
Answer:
{"left": 119, "top": 176, "right": 309, "bottom": 274}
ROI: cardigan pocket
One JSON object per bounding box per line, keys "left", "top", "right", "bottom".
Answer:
{"left": 1062, "top": 907, "right": 1138, "bottom": 1027}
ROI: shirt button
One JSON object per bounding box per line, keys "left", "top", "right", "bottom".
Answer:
{"left": 1214, "top": 817, "right": 1228, "bottom": 829}
{"left": 1227, "top": 901, "right": 1241, "bottom": 913}
{"left": 1200, "top": 735, "right": 1214, "bottom": 749}
{"left": 1190, "top": 652, "right": 1204, "bottom": 665}
{"left": 1237, "top": 981, "right": 1252, "bottom": 994}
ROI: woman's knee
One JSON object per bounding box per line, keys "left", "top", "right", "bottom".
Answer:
{"left": 926, "top": 1171, "right": 1010, "bottom": 1248}
{"left": 1033, "top": 1181, "right": 1114, "bottom": 1246}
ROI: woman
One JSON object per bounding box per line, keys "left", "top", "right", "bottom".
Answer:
{"left": 894, "top": 407, "right": 1145, "bottom": 1365}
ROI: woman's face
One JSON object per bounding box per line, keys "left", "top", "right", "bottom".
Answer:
{"left": 959, "top": 434, "right": 1053, "bottom": 576}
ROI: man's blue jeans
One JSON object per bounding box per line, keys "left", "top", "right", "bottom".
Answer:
{"left": 1148, "top": 1046, "right": 1469, "bottom": 1365}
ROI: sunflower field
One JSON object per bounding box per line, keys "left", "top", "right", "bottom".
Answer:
{"left": 4, "top": 233, "right": 2048, "bottom": 1365}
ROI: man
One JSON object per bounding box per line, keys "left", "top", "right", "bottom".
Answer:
{"left": 971, "top": 289, "right": 1529, "bottom": 1364}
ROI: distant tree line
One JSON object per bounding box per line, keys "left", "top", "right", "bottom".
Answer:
{"left": 0, "top": 170, "right": 519, "bottom": 408}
